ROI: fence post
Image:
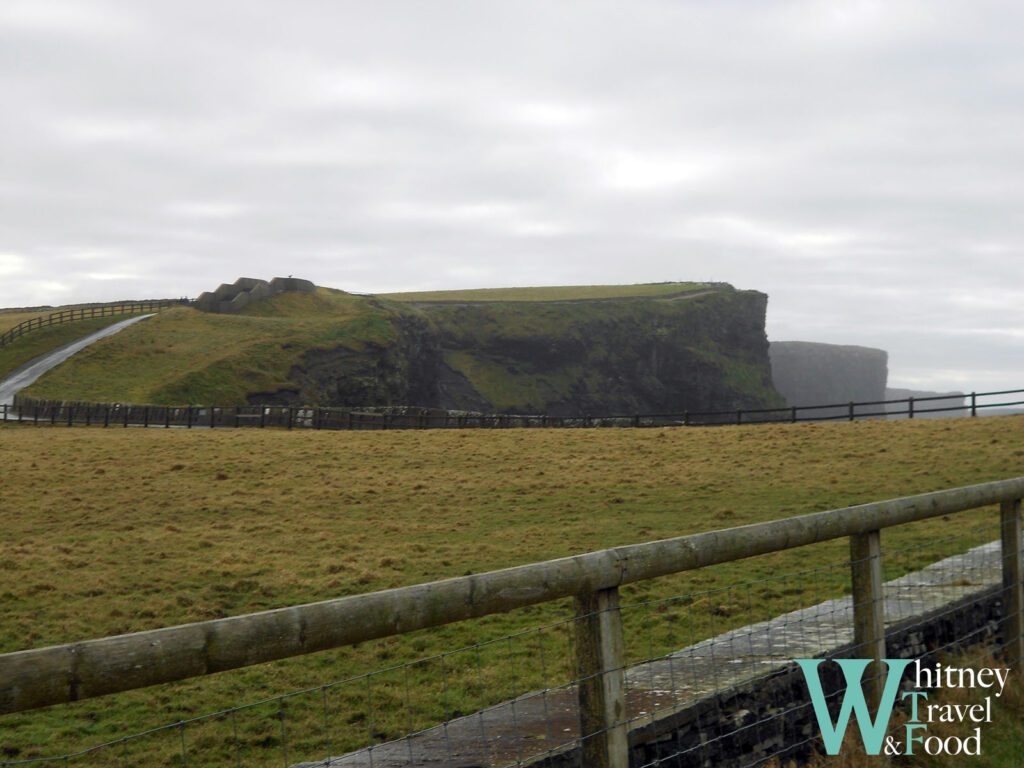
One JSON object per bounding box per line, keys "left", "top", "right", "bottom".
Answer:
{"left": 971, "top": 392, "right": 977, "bottom": 418}
{"left": 574, "top": 587, "right": 629, "bottom": 768}
{"left": 736, "top": 409, "right": 743, "bottom": 425}
{"left": 848, "top": 401, "right": 855, "bottom": 421}
{"left": 850, "top": 530, "right": 886, "bottom": 709}
{"left": 1000, "top": 499, "right": 1024, "bottom": 672}
{"left": 907, "top": 396, "right": 914, "bottom": 419}
{"left": 209, "top": 406, "right": 216, "bottom": 428}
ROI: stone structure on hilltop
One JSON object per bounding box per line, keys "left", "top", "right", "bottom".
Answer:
{"left": 193, "top": 277, "right": 316, "bottom": 314}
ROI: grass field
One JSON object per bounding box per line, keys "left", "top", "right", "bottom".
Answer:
{"left": 0, "top": 312, "right": 42, "bottom": 334}
{"left": 379, "top": 281, "right": 714, "bottom": 302}
{"left": 1, "top": 416, "right": 1023, "bottom": 763}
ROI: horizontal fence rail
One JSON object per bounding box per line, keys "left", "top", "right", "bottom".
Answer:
{"left": 0, "top": 300, "right": 181, "bottom": 349}
{"left": 5, "top": 386, "right": 1024, "bottom": 432}
{"left": 3, "top": 478, "right": 1023, "bottom": 708}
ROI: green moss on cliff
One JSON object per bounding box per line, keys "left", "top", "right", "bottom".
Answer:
{"left": 423, "top": 285, "right": 783, "bottom": 415}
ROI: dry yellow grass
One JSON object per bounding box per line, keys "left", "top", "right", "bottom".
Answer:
{"left": 1, "top": 416, "right": 1022, "bottom": 762}
{"left": 0, "top": 311, "right": 41, "bottom": 334}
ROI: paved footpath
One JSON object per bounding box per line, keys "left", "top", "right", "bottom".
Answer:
{"left": 0, "top": 314, "right": 154, "bottom": 406}
{"left": 294, "top": 539, "right": 1005, "bottom": 768}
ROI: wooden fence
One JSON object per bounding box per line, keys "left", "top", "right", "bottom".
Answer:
{"left": 5, "top": 386, "right": 1024, "bottom": 431}
{"left": 0, "top": 300, "right": 181, "bottom": 349}
{"left": 1, "top": 477, "right": 1022, "bottom": 768}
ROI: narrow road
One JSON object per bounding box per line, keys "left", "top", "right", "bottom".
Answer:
{"left": 0, "top": 314, "right": 155, "bottom": 406}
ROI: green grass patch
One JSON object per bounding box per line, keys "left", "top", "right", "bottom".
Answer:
{"left": 20, "top": 290, "right": 400, "bottom": 405}
{"left": 441, "top": 348, "right": 589, "bottom": 413}
{"left": 1, "top": 416, "right": 1022, "bottom": 762}
{"left": 0, "top": 316, "right": 149, "bottom": 380}
{"left": 0, "top": 311, "right": 45, "bottom": 334}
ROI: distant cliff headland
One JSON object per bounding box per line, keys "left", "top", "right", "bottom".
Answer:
{"left": 768, "top": 341, "right": 965, "bottom": 418}
{"left": 252, "top": 281, "right": 785, "bottom": 416}
{"left": 17, "top": 280, "right": 785, "bottom": 417}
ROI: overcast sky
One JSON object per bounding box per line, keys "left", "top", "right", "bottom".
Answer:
{"left": 1, "top": 1, "right": 1021, "bottom": 394}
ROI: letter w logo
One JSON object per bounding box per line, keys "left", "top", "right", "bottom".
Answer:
{"left": 796, "top": 658, "right": 912, "bottom": 755}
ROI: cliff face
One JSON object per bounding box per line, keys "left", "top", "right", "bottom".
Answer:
{"left": 769, "top": 342, "right": 888, "bottom": 413}
{"left": 271, "top": 285, "right": 784, "bottom": 416}
{"left": 422, "top": 288, "right": 781, "bottom": 415}
{"left": 277, "top": 312, "right": 442, "bottom": 407}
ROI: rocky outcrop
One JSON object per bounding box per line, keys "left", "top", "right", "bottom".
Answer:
{"left": 769, "top": 342, "right": 888, "bottom": 417}
{"left": 194, "top": 277, "right": 315, "bottom": 314}
{"left": 261, "top": 313, "right": 442, "bottom": 408}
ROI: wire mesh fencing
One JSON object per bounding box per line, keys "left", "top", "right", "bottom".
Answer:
{"left": 2, "top": 512, "right": 1018, "bottom": 768}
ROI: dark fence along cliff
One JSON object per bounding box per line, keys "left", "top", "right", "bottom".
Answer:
{"left": 5, "top": 386, "right": 1024, "bottom": 431}
{"left": 0, "top": 301, "right": 181, "bottom": 349}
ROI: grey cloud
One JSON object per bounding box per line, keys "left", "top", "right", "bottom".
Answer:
{"left": 1, "top": 0, "right": 1023, "bottom": 391}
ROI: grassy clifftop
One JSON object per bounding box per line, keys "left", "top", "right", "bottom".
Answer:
{"left": 18, "top": 282, "right": 784, "bottom": 414}
{"left": 379, "top": 281, "right": 715, "bottom": 303}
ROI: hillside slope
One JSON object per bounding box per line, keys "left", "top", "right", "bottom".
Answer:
{"left": 22, "top": 282, "right": 784, "bottom": 415}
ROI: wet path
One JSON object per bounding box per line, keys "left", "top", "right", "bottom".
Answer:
{"left": 0, "top": 314, "right": 154, "bottom": 406}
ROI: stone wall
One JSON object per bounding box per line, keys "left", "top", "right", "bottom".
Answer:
{"left": 311, "top": 540, "right": 1013, "bottom": 768}
{"left": 606, "top": 587, "right": 1004, "bottom": 768}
